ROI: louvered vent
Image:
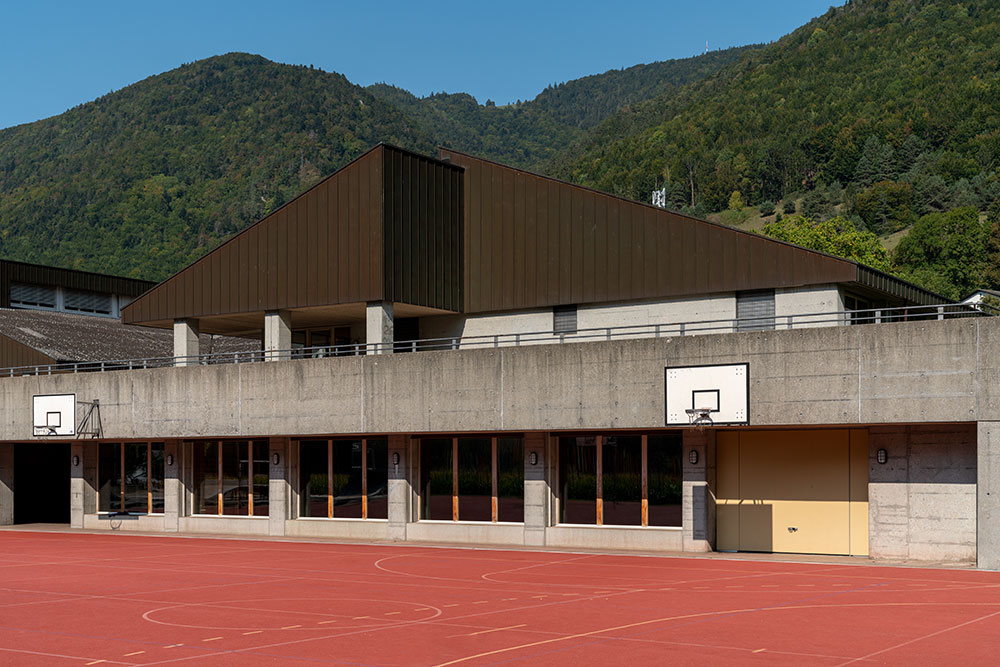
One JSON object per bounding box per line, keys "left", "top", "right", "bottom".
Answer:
{"left": 64, "top": 289, "right": 112, "bottom": 314}
{"left": 553, "top": 305, "right": 578, "bottom": 334}
{"left": 10, "top": 283, "right": 56, "bottom": 308}
{"left": 736, "top": 290, "right": 775, "bottom": 331}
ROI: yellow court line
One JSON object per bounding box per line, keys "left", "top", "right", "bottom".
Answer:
{"left": 352, "top": 616, "right": 371, "bottom": 620}
{"left": 281, "top": 625, "right": 302, "bottom": 629}
{"left": 318, "top": 620, "right": 338, "bottom": 625}
{"left": 202, "top": 637, "right": 223, "bottom": 642}
{"left": 84, "top": 661, "right": 106, "bottom": 666}
{"left": 243, "top": 630, "right": 263, "bottom": 635}
{"left": 124, "top": 651, "right": 145, "bottom": 656}
{"left": 753, "top": 648, "right": 767, "bottom": 653}
{"left": 385, "top": 611, "right": 401, "bottom": 615}
{"left": 164, "top": 644, "right": 184, "bottom": 649}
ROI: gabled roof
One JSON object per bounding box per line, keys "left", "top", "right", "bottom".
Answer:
{"left": 439, "top": 147, "right": 946, "bottom": 310}
{"left": 123, "top": 144, "right": 463, "bottom": 329}
{"left": 0, "top": 308, "right": 256, "bottom": 366}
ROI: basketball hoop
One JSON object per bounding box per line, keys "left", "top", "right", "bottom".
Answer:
{"left": 685, "top": 407, "right": 718, "bottom": 427}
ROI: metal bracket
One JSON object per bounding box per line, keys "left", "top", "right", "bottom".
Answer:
{"left": 76, "top": 399, "right": 103, "bottom": 439}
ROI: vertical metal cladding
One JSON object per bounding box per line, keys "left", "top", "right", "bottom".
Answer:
{"left": 122, "top": 146, "right": 388, "bottom": 324}
{"left": 439, "top": 148, "right": 863, "bottom": 314}
{"left": 382, "top": 146, "right": 463, "bottom": 312}
{"left": 0, "top": 333, "right": 55, "bottom": 368}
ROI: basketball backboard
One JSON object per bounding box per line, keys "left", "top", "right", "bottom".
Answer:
{"left": 32, "top": 393, "right": 76, "bottom": 436}
{"left": 665, "top": 363, "right": 749, "bottom": 426}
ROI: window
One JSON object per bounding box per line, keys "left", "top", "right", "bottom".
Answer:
{"left": 298, "top": 439, "right": 388, "bottom": 519}
{"left": 558, "top": 433, "right": 682, "bottom": 527}
{"left": 292, "top": 329, "right": 334, "bottom": 358}
{"left": 736, "top": 290, "right": 775, "bottom": 331}
{"left": 64, "top": 289, "right": 112, "bottom": 315}
{"left": 10, "top": 283, "right": 56, "bottom": 309}
{"left": 419, "top": 436, "right": 525, "bottom": 522}
{"left": 97, "top": 442, "right": 164, "bottom": 514}
{"left": 553, "top": 305, "right": 578, "bottom": 335}
{"left": 844, "top": 294, "right": 875, "bottom": 325}
{"left": 191, "top": 440, "right": 268, "bottom": 516}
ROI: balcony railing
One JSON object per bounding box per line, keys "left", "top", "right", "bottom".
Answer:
{"left": 1, "top": 302, "right": 994, "bottom": 378}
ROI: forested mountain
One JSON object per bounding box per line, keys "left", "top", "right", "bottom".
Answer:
{"left": 364, "top": 46, "right": 750, "bottom": 167}
{"left": 0, "top": 49, "right": 743, "bottom": 280}
{"left": 551, "top": 0, "right": 1000, "bottom": 298}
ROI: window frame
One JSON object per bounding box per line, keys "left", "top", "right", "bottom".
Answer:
{"left": 556, "top": 432, "right": 682, "bottom": 528}
{"left": 96, "top": 441, "right": 165, "bottom": 515}
{"left": 296, "top": 438, "right": 387, "bottom": 520}
{"left": 191, "top": 439, "right": 268, "bottom": 517}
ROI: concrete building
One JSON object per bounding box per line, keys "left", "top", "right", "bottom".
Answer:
{"left": 2, "top": 144, "right": 997, "bottom": 569}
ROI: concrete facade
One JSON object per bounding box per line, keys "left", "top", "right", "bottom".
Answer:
{"left": 774, "top": 285, "right": 845, "bottom": 328}
{"left": 3, "top": 316, "right": 998, "bottom": 567}
{"left": 366, "top": 302, "right": 394, "bottom": 353}
{"left": 868, "top": 424, "right": 977, "bottom": 562}
{"left": 264, "top": 310, "right": 292, "bottom": 360}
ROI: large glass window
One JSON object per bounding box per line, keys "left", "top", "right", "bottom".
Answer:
{"left": 559, "top": 437, "right": 597, "bottom": 525}
{"left": 457, "top": 438, "right": 492, "bottom": 522}
{"left": 192, "top": 440, "right": 267, "bottom": 516}
{"left": 558, "top": 433, "right": 683, "bottom": 527}
{"left": 602, "top": 436, "right": 642, "bottom": 526}
{"left": 497, "top": 437, "right": 524, "bottom": 523}
{"left": 421, "top": 436, "right": 525, "bottom": 523}
{"left": 97, "top": 442, "right": 165, "bottom": 514}
{"left": 297, "top": 438, "right": 387, "bottom": 519}
{"left": 420, "top": 438, "right": 453, "bottom": 520}
{"left": 648, "top": 434, "right": 682, "bottom": 527}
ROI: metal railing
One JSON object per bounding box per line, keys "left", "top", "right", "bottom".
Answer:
{"left": 1, "top": 301, "right": 994, "bottom": 378}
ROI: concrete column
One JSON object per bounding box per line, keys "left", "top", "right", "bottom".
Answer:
{"left": 366, "top": 301, "right": 394, "bottom": 354}
{"left": 173, "top": 319, "right": 200, "bottom": 366}
{"left": 682, "top": 428, "right": 716, "bottom": 552}
{"left": 523, "top": 433, "right": 549, "bottom": 546}
{"left": 70, "top": 443, "right": 85, "bottom": 528}
{"left": 0, "top": 443, "right": 13, "bottom": 526}
{"left": 268, "top": 438, "right": 288, "bottom": 536}
{"left": 979, "top": 422, "right": 1000, "bottom": 570}
{"left": 82, "top": 444, "right": 97, "bottom": 515}
{"left": 163, "top": 441, "right": 181, "bottom": 532}
{"left": 387, "top": 435, "right": 410, "bottom": 541}
{"left": 264, "top": 310, "right": 292, "bottom": 361}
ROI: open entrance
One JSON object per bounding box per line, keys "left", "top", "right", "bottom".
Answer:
{"left": 14, "top": 443, "right": 70, "bottom": 524}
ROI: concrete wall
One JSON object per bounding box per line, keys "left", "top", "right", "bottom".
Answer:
{"left": 419, "top": 293, "right": 737, "bottom": 346}
{"left": 869, "top": 424, "right": 977, "bottom": 562}
{"left": 775, "top": 285, "right": 845, "bottom": 328}
{"left": 0, "top": 318, "right": 995, "bottom": 440}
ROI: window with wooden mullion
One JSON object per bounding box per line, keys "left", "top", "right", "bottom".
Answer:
{"left": 97, "top": 442, "right": 163, "bottom": 515}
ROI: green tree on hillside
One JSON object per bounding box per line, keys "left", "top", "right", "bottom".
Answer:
{"left": 761, "top": 215, "right": 891, "bottom": 272}
{"left": 892, "top": 207, "right": 988, "bottom": 300}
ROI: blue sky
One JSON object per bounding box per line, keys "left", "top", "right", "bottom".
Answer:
{"left": 0, "top": 1, "right": 837, "bottom": 130}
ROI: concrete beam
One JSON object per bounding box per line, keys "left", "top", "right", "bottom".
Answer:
{"left": 268, "top": 438, "right": 287, "bottom": 536}
{"left": 0, "top": 444, "right": 12, "bottom": 525}
{"left": 979, "top": 421, "right": 1000, "bottom": 570}
{"left": 523, "top": 433, "right": 548, "bottom": 546}
{"left": 264, "top": 311, "right": 292, "bottom": 361}
{"left": 70, "top": 443, "right": 84, "bottom": 528}
{"left": 173, "top": 319, "right": 200, "bottom": 367}
{"left": 367, "top": 302, "right": 394, "bottom": 354}
{"left": 387, "top": 435, "right": 410, "bottom": 540}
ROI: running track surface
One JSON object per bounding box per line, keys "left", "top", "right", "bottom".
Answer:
{"left": 0, "top": 532, "right": 999, "bottom": 666}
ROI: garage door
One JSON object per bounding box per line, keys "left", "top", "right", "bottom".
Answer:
{"left": 717, "top": 429, "right": 868, "bottom": 556}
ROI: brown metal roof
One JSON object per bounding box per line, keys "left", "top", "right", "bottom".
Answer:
{"left": 439, "top": 148, "right": 868, "bottom": 313}
{"left": 0, "top": 308, "right": 257, "bottom": 366}
{"left": 123, "top": 144, "right": 463, "bottom": 328}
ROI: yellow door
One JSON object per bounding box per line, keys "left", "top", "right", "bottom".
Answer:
{"left": 715, "top": 429, "right": 868, "bottom": 556}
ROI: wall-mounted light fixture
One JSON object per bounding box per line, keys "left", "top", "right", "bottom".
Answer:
{"left": 876, "top": 448, "right": 888, "bottom": 465}
{"left": 529, "top": 451, "right": 538, "bottom": 466}
{"left": 166, "top": 454, "right": 174, "bottom": 466}
{"left": 72, "top": 455, "right": 80, "bottom": 467}
{"left": 392, "top": 452, "right": 400, "bottom": 466}
{"left": 689, "top": 449, "right": 699, "bottom": 465}
{"left": 272, "top": 452, "right": 280, "bottom": 466}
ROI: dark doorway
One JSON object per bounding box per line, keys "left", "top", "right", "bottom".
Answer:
{"left": 14, "top": 443, "right": 70, "bottom": 524}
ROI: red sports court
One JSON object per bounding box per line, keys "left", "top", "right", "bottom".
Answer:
{"left": 0, "top": 531, "right": 998, "bottom": 665}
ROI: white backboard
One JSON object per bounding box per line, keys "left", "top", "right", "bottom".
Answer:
{"left": 33, "top": 394, "right": 76, "bottom": 436}
{"left": 665, "top": 363, "right": 749, "bottom": 426}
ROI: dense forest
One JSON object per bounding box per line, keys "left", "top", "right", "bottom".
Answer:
{"left": 0, "top": 0, "right": 998, "bottom": 299}
{"left": 0, "top": 49, "right": 744, "bottom": 281}
{"left": 554, "top": 0, "right": 1000, "bottom": 299}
